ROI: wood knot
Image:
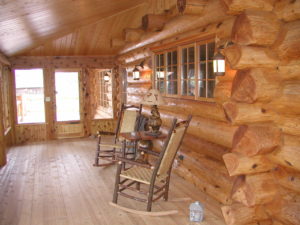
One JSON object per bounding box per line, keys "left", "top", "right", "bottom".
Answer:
{"left": 252, "top": 164, "right": 258, "bottom": 169}
{"left": 216, "top": 22, "right": 222, "bottom": 28}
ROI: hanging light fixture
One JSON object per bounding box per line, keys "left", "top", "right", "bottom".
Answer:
{"left": 213, "top": 51, "right": 225, "bottom": 76}
{"left": 132, "top": 66, "right": 140, "bottom": 80}
{"left": 104, "top": 72, "right": 110, "bottom": 82}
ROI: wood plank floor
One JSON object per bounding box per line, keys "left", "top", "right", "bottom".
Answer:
{"left": 0, "top": 138, "right": 226, "bottom": 225}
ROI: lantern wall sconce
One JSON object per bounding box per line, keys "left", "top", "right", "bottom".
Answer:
{"left": 132, "top": 66, "right": 140, "bottom": 80}
{"left": 213, "top": 51, "right": 225, "bottom": 76}
{"left": 104, "top": 72, "right": 110, "bottom": 82}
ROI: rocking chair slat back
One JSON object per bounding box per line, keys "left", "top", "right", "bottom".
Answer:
{"left": 119, "top": 110, "right": 139, "bottom": 134}
{"left": 157, "top": 125, "right": 186, "bottom": 177}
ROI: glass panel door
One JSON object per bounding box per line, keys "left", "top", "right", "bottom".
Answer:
{"left": 55, "top": 71, "right": 80, "bottom": 121}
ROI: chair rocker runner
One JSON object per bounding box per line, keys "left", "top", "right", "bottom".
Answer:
{"left": 111, "top": 115, "right": 192, "bottom": 214}
{"left": 93, "top": 104, "right": 142, "bottom": 167}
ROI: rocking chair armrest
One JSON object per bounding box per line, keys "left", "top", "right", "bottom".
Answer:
{"left": 116, "top": 157, "right": 153, "bottom": 169}
{"left": 97, "top": 131, "right": 116, "bottom": 137}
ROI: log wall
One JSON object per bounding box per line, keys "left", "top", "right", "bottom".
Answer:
{"left": 119, "top": 0, "right": 300, "bottom": 224}
{"left": 221, "top": 1, "right": 300, "bottom": 224}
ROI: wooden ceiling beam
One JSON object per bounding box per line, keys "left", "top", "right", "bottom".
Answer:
{"left": 119, "top": 0, "right": 231, "bottom": 54}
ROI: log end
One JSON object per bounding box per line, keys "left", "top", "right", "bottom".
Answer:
{"left": 223, "top": 153, "right": 239, "bottom": 176}
{"left": 231, "top": 69, "right": 256, "bottom": 103}
{"left": 223, "top": 102, "right": 238, "bottom": 123}
{"left": 221, "top": 205, "right": 236, "bottom": 225}
{"left": 232, "top": 125, "right": 248, "bottom": 150}
{"left": 231, "top": 11, "right": 252, "bottom": 45}
{"left": 224, "top": 45, "right": 242, "bottom": 70}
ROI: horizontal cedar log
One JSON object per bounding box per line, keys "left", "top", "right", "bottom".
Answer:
{"left": 232, "top": 124, "right": 281, "bottom": 156}
{"left": 177, "top": 0, "right": 208, "bottom": 15}
{"left": 141, "top": 98, "right": 227, "bottom": 122}
{"left": 221, "top": 203, "right": 269, "bottom": 225}
{"left": 231, "top": 173, "right": 278, "bottom": 206}
{"left": 150, "top": 17, "right": 235, "bottom": 52}
{"left": 160, "top": 98, "right": 227, "bottom": 122}
{"left": 179, "top": 150, "right": 234, "bottom": 187}
{"left": 178, "top": 153, "right": 234, "bottom": 197}
{"left": 153, "top": 126, "right": 229, "bottom": 161}
{"left": 275, "top": 115, "right": 300, "bottom": 136}
{"left": 283, "top": 133, "right": 300, "bottom": 146}
{"left": 223, "top": 101, "right": 276, "bottom": 125}
{"left": 181, "top": 133, "right": 229, "bottom": 161}
{"left": 246, "top": 220, "right": 273, "bottom": 225}
{"left": 266, "top": 81, "right": 300, "bottom": 115}
{"left": 143, "top": 107, "right": 237, "bottom": 148}
{"left": 223, "top": 152, "right": 275, "bottom": 176}
{"left": 224, "top": 45, "right": 279, "bottom": 70}
{"left": 175, "top": 165, "right": 232, "bottom": 204}
{"left": 266, "top": 198, "right": 300, "bottom": 225}
{"left": 142, "top": 14, "right": 168, "bottom": 32}
{"left": 277, "top": 63, "right": 300, "bottom": 80}
{"left": 120, "top": 0, "right": 231, "bottom": 54}
{"left": 232, "top": 10, "right": 280, "bottom": 46}
{"left": 269, "top": 143, "right": 300, "bottom": 172}
{"left": 272, "top": 20, "right": 300, "bottom": 61}
{"left": 274, "top": 0, "right": 300, "bottom": 22}
{"left": 272, "top": 221, "right": 285, "bottom": 225}
{"left": 118, "top": 48, "right": 152, "bottom": 64}
{"left": 220, "top": 0, "right": 275, "bottom": 15}
{"left": 273, "top": 166, "right": 300, "bottom": 194}
{"left": 230, "top": 68, "right": 281, "bottom": 103}
{"left": 213, "top": 81, "right": 232, "bottom": 104}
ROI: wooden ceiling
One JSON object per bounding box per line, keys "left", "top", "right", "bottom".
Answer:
{"left": 0, "top": 0, "right": 175, "bottom": 57}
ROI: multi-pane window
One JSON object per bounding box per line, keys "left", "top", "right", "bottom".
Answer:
{"left": 93, "top": 70, "right": 113, "bottom": 119}
{"left": 154, "top": 53, "right": 165, "bottom": 94}
{"left": 154, "top": 39, "right": 216, "bottom": 100}
{"left": 198, "top": 42, "right": 215, "bottom": 98}
{"left": 181, "top": 46, "right": 195, "bottom": 96}
{"left": 166, "top": 50, "right": 178, "bottom": 95}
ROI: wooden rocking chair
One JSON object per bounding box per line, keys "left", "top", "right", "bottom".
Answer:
{"left": 93, "top": 103, "right": 142, "bottom": 167}
{"left": 111, "top": 115, "right": 192, "bottom": 213}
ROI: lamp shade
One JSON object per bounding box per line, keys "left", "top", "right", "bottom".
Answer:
{"left": 142, "top": 89, "right": 166, "bottom": 106}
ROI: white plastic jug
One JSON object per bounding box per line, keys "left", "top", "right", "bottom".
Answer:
{"left": 189, "top": 201, "right": 204, "bottom": 222}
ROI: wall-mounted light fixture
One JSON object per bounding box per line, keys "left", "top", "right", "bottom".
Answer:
{"left": 133, "top": 66, "right": 140, "bottom": 80}
{"left": 104, "top": 72, "right": 110, "bottom": 82}
{"left": 213, "top": 51, "right": 225, "bottom": 76}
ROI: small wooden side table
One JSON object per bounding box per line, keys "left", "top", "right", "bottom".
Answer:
{"left": 119, "top": 131, "right": 167, "bottom": 168}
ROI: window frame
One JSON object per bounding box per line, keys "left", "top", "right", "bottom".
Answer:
{"left": 152, "top": 37, "right": 216, "bottom": 102}
{"left": 93, "top": 69, "right": 114, "bottom": 120}
{"left": 13, "top": 68, "right": 46, "bottom": 125}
